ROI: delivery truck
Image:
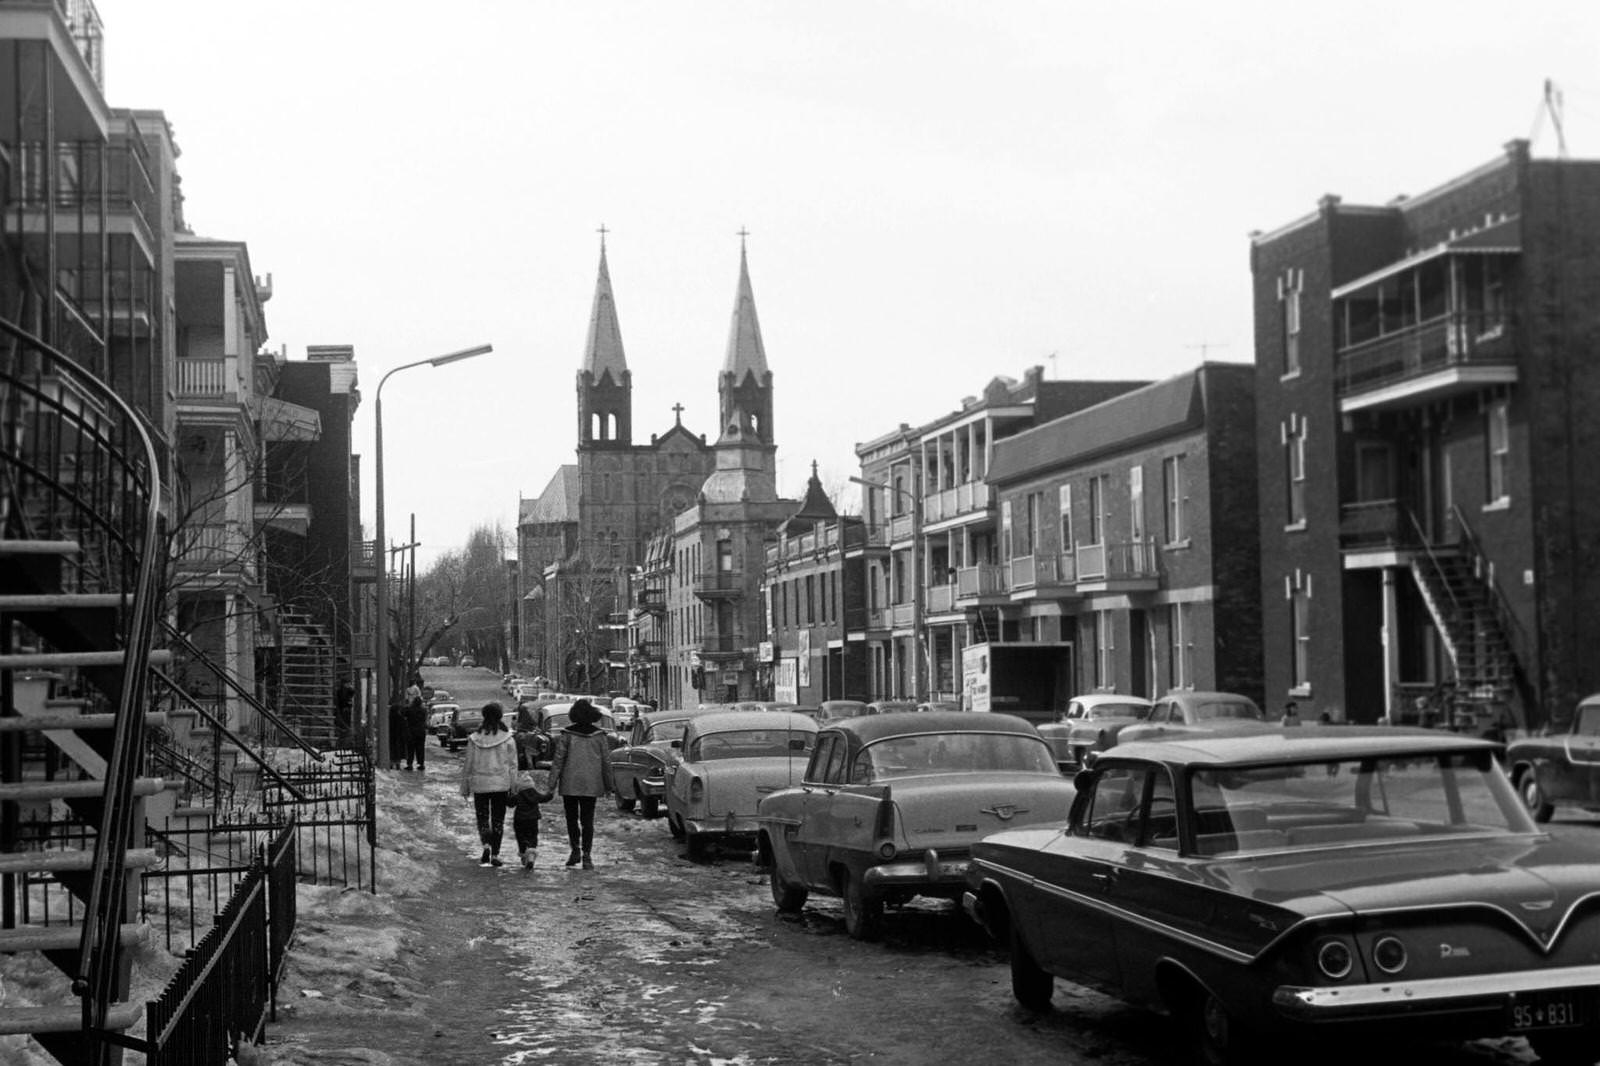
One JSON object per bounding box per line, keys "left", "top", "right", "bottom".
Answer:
{"left": 961, "top": 641, "right": 1074, "bottom": 726}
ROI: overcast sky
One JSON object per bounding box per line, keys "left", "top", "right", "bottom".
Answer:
{"left": 101, "top": 1, "right": 1600, "bottom": 568}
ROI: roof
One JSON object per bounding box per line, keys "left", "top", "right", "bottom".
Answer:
{"left": 986, "top": 364, "right": 1247, "bottom": 485}
{"left": 721, "top": 246, "right": 769, "bottom": 381}
{"left": 581, "top": 246, "right": 628, "bottom": 383}
{"left": 1106, "top": 726, "right": 1498, "bottom": 767}
{"left": 684, "top": 710, "right": 819, "bottom": 736}
{"left": 520, "top": 465, "right": 580, "bottom": 525}
{"left": 1330, "top": 215, "right": 1521, "bottom": 299}
{"left": 638, "top": 707, "right": 728, "bottom": 727}
{"left": 781, "top": 461, "right": 837, "bottom": 532}
{"left": 825, "top": 711, "right": 1038, "bottom": 743}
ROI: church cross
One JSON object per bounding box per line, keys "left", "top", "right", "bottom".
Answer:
{"left": 672, "top": 402, "right": 684, "bottom": 425}
{"left": 597, "top": 223, "right": 609, "bottom": 251}
{"left": 737, "top": 226, "right": 750, "bottom": 251}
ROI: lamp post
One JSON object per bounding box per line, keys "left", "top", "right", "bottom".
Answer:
{"left": 374, "top": 343, "right": 492, "bottom": 766}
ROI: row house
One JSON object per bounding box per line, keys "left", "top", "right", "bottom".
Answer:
{"left": 855, "top": 369, "right": 1147, "bottom": 702}
{"left": 1251, "top": 139, "right": 1600, "bottom": 728}
{"left": 985, "top": 362, "right": 1262, "bottom": 703}
{"left": 761, "top": 465, "right": 870, "bottom": 704}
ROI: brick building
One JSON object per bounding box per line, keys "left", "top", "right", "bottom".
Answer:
{"left": 1250, "top": 139, "right": 1600, "bottom": 727}
{"left": 984, "top": 363, "right": 1261, "bottom": 702}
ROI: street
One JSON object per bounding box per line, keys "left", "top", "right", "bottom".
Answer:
{"left": 261, "top": 666, "right": 1555, "bottom": 1065}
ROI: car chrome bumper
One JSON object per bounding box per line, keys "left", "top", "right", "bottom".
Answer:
{"left": 684, "top": 814, "right": 763, "bottom": 836}
{"left": 1274, "top": 963, "right": 1600, "bottom": 1021}
{"left": 639, "top": 775, "right": 665, "bottom": 796}
{"left": 863, "top": 850, "right": 971, "bottom": 889}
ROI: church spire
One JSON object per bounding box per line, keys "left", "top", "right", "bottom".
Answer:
{"left": 721, "top": 234, "right": 769, "bottom": 380}
{"left": 718, "top": 235, "right": 774, "bottom": 449}
{"left": 578, "top": 232, "right": 633, "bottom": 446}
{"left": 583, "top": 235, "right": 628, "bottom": 383}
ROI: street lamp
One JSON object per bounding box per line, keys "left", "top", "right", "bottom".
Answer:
{"left": 374, "top": 343, "right": 492, "bottom": 766}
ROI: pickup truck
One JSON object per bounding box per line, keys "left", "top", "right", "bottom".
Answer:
{"left": 1505, "top": 694, "right": 1600, "bottom": 821}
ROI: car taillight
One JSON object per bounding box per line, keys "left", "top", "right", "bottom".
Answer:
{"left": 690, "top": 779, "right": 703, "bottom": 802}
{"left": 874, "top": 787, "right": 895, "bottom": 852}
{"left": 1373, "top": 936, "right": 1407, "bottom": 975}
{"left": 1315, "top": 938, "right": 1354, "bottom": 981}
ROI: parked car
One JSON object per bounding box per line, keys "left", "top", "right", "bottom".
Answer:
{"left": 1113, "top": 690, "right": 1270, "bottom": 746}
{"left": 535, "top": 702, "right": 621, "bottom": 746}
{"left": 459, "top": 656, "right": 476, "bottom": 668}
{"left": 866, "top": 700, "right": 919, "bottom": 716}
{"left": 917, "top": 701, "right": 961, "bottom": 713}
{"left": 963, "top": 727, "right": 1600, "bottom": 1064}
{"left": 1506, "top": 693, "right": 1600, "bottom": 822}
{"left": 445, "top": 705, "right": 484, "bottom": 751}
{"left": 428, "top": 702, "right": 458, "bottom": 745}
{"left": 665, "top": 711, "right": 819, "bottom": 860}
{"left": 817, "top": 699, "right": 869, "bottom": 722}
{"left": 426, "top": 689, "right": 452, "bottom": 705}
{"left": 756, "top": 711, "right": 1075, "bottom": 940}
{"left": 1036, "top": 694, "right": 1154, "bottom": 769}
{"left": 611, "top": 697, "right": 644, "bottom": 729}
{"left": 610, "top": 707, "right": 732, "bottom": 817}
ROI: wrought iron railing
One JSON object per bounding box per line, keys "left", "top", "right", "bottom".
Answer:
{"left": 1335, "top": 310, "right": 1518, "bottom": 397}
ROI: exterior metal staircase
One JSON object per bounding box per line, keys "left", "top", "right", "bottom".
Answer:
{"left": 1406, "top": 506, "right": 1527, "bottom": 730}
{"left": 1, "top": 320, "right": 164, "bottom": 1064}
{"left": 275, "top": 610, "right": 337, "bottom": 748}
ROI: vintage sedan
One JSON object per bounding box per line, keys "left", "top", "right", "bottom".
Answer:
{"left": 817, "top": 699, "right": 870, "bottom": 722}
{"left": 1114, "top": 690, "right": 1271, "bottom": 747}
{"left": 428, "top": 702, "right": 458, "bottom": 745}
{"left": 608, "top": 707, "right": 729, "bottom": 817}
{"left": 756, "top": 712, "right": 1076, "bottom": 941}
{"left": 664, "top": 711, "right": 819, "bottom": 860}
{"left": 963, "top": 729, "right": 1600, "bottom": 1065}
{"left": 1506, "top": 693, "right": 1600, "bottom": 823}
{"left": 1036, "top": 693, "right": 1154, "bottom": 769}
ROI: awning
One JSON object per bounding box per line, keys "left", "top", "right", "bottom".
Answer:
{"left": 1331, "top": 216, "right": 1521, "bottom": 299}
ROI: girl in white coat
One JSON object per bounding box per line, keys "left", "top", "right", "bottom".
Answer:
{"left": 460, "top": 702, "right": 518, "bottom": 866}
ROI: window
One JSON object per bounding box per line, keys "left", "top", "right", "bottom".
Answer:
{"left": 717, "top": 539, "right": 733, "bottom": 573}
{"left": 1087, "top": 475, "right": 1107, "bottom": 545}
{"left": 1001, "top": 499, "right": 1014, "bottom": 560}
{"left": 1096, "top": 611, "right": 1116, "bottom": 689}
{"left": 1059, "top": 484, "right": 1074, "bottom": 553}
{"left": 1279, "top": 268, "right": 1303, "bottom": 377}
{"left": 1129, "top": 465, "right": 1145, "bottom": 543}
{"left": 806, "top": 574, "right": 816, "bottom": 625}
{"left": 1167, "top": 603, "right": 1190, "bottom": 689}
{"left": 1486, "top": 399, "right": 1510, "bottom": 504}
{"left": 1162, "top": 456, "right": 1185, "bottom": 544}
{"left": 1288, "top": 573, "right": 1311, "bottom": 691}
{"left": 1284, "top": 417, "right": 1307, "bottom": 526}
{"left": 1025, "top": 492, "right": 1041, "bottom": 558}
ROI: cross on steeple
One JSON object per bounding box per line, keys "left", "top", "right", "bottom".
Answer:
{"left": 671, "top": 401, "right": 684, "bottom": 425}
{"left": 597, "top": 223, "right": 609, "bottom": 252}
{"left": 737, "top": 226, "right": 750, "bottom": 251}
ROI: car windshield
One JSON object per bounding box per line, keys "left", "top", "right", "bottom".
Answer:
{"left": 822, "top": 702, "right": 868, "bottom": 718}
{"left": 853, "top": 732, "right": 1055, "bottom": 782}
{"left": 1090, "top": 703, "right": 1150, "bottom": 720}
{"left": 872, "top": 701, "right": 919, "bottom": 714}
{"left": 1193, "top": 699, "right": 1263, "bottom": 721}
{"left": 690, "top": 728, "right": 815, "bottom": 761}
{"left": 1186, "top": 750, "right": 1533, "bottom": 856}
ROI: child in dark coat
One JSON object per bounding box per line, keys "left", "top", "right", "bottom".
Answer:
{"left": 510, "top": 770, "right": 552, "bottom": 869}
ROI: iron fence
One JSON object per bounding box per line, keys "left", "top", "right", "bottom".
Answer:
{"left": 258, "top": 747, "right": 377, "bottom": 891}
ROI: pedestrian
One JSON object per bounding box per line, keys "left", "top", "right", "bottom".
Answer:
{"left": 459, "top": 701, "right": 518, "bottom": 867}
{"left": 510, "top": 769, "right": 553, "bottom": 869}
{"left": 548, "top": 698, "right": 615, "bottom": 870}
{"left": 1280, "top": 700, "right": 1301, "bottom": 727}
{"left": 387, "top": 698, "right": 405, "bottom": 769}
{"left": 402, "top": 690, "right": 430, "bottom": 771}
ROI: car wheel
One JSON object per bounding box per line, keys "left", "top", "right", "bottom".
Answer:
{"left": 841, "top": 869, "right": 883, "bottom": 941}
{"left": 686, "top": 832, "right": 709, "bottom": 861}
{"left": 640, "top": 792, "right": 660, "bottom": 819}
{"left": 1186, "top": 989, "right": 1259, "bottom": 1066}
{"left": 1008, "top": 923, "right": 1053, "bottom": 1010}
{"left": 1518, "top": 769, "right": 1555, "bottom": 823}
{"left": 1527, "top": 1026, "right": 1600, "bottom": 1065}
{"left": 667, "top": 812, "right": 686, "bottom": 841}
{"left": 769, "top": 849, "right": 808, "bottom": 912}
{"left": 615, "top": 789, "right": 636, "bottom": 813}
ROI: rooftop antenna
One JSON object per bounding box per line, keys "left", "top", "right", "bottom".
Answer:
{"left": 1186, "top": 341, "right": 1227, "bottom": 360}
{"left": 1533, "top": 79, "right": 1569, "bottom": 158}
{"left": 1046, "top": 351, "right": 1058, "bottom": 378}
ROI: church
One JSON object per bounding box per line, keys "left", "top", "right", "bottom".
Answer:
{"left": 516, "top": 237, "right": 787, "bottom": 692}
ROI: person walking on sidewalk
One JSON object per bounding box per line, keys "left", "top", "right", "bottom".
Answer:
{"left": 548, "top": 698, "right": 615, "bottom": 870}
{"left": 509, "top": 769, "right": 552, "bottom": 869}
{"left": 402, "top": 689, "right": 430, "bottom": 771}
{"left": 460, "top": 701, "right": 518, "bottom": 867}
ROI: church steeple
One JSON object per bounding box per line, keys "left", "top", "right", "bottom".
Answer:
{"left": 578, "top": 231, "right": 632, "bottom": 446}
{"left": 718, "top": 235, "right": 774, "bottom": 447}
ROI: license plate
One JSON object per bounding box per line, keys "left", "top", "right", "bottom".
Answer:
{"left": 1509, "top": 990, "right": 1589, "bottom": 1031}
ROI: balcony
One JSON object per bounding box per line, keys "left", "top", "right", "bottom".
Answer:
{"left": 1074, "top": 539, "right": 1161, "bottom": 593}
{"left": 694, "top": 570, "right": 743, "bottom": 599}
{"left": 633, "top": 639, "right": 664, "bottom": 662}
{"left": 353, "top": 631, "right": 375, "bottom": 665}
{"left": 843, "top": 523, "right": 886, "bottom": 553}
{"left": 890, "top": 602, "right": 916, "bottom": 630}
{"left": 926, "top": 583, "right": 957, "bottom": 614}
{"left": 637, "top": 586, "right": 666, "bottom": 614}
{"left": 254, "top": 500, "right": 312, "bottom": 536}
{"left": 923, "top": 481, "right": 992, "bottom": 526}
{"left": 698, "top": 634, "right": 747, "bottom": 659}
{"left": 1008, "top": 552, "right": 1078, "bottom": 600}
{"left": 175, "top": 357, "right": 243, "bottom": 409}
{"left": 1336, "top": 311, "right": 1518, "bottom": 413}
{"left": 955, "top": 563, "right": 1007, "bottom": 603}
{"left": 352, "top": 539, "right": 377, "bottom": 582}
{"left": 889, "top": 512, "right": 916, "bottom": 544}
{"left": 171, "top": 522, "right": 253, "bottom": 582}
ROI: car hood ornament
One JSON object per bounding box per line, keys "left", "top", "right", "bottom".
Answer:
{"left": 981, "top": 804, "right": 1028, "bottom": 821}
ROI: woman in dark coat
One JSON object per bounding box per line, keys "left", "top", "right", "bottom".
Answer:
{"left": 547, "top": 699, "right": 615, "bottom": 870}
